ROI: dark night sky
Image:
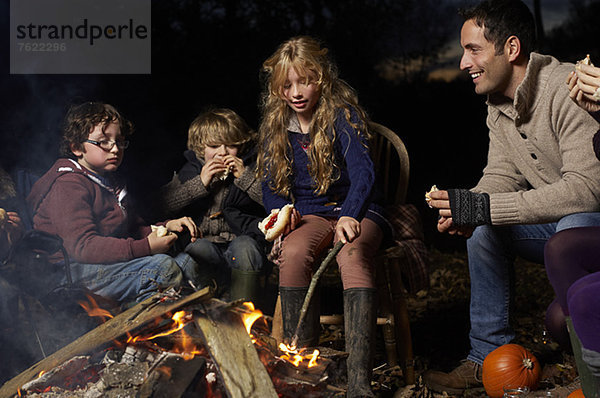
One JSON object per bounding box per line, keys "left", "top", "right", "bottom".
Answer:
{"left": 0, "top": 0, "right": 595, "bottom": 250}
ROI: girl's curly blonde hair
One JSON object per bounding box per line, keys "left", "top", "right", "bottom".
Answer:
{"left": 257, "top": 36, "right": 370, "bottom": 198}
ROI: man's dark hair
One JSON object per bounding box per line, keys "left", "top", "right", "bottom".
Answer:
{"left": 460, "top": 0, "right": 537, "bottom": 56}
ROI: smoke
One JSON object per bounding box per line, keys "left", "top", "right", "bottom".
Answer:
{"left": 1, "top": 75, "right": 103, "bottom": 175}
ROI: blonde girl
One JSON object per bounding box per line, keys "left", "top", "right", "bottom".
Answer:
{"left": 257, "top": 36, "right": 390, "bottom": 398}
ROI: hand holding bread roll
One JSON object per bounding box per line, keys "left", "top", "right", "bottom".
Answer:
{"left": 258, "top": 204, "right": 294, "bottom": 241}
{"left": 577, "top": 54, "right": 594, "bottom": 68}
{"left": 568, "top": 54, "right": 600, "bottom": 112}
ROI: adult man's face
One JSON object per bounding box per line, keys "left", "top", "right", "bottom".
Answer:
{"left": 460, "top": 19, "right": 512, "bottom": 97}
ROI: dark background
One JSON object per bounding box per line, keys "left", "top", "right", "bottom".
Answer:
{"left": 1, "top": 0, "right": 600, "bottom": 251}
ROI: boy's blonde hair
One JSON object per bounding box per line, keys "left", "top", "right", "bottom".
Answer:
{"left": 187, "top": 108, "right": 255, "bottom": 159}
{"left": 257, "top": 36, "right": 370, "bottom": 197}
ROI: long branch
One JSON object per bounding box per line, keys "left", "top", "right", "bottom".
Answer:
{"left": 290, "top": 241, "right": 344, "bottom": 349}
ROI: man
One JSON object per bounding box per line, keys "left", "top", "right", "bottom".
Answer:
{"left": 425, "top": 0, "right": 600, "bottom": 394}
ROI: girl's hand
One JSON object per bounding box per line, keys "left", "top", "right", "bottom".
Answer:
{"left": 336, "top": 216, "right": 361, "bottom": 244}
{"left": 223, "top": 155, "right": 245, "bottom": 178}
{"left": 147, "top": 230, "right": 178, "bottom": 254}
{"left": 200, "top": 158, "right": 228, "bottom": 186}
{"left": 283, "top": 208, "right": 302, "bottom": 236}
{"left": 566, "top": 66, "right": 600, "bottom": 113}
{"left": 166, "top": 217, "right": 199, "bottom": 242}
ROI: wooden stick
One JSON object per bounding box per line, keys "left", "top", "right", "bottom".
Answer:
{"left": 320, "top": 314, "right": 391, "bottom": 326}
{"left": 0, "top": 287, "right": 213, "bottom": 398}
{"left": 290, "top": 241, "right": 344, "bottom": 349}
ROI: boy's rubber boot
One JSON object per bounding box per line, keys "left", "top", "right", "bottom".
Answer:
{"left": 280, "top": 286, "right": 320, "bottom": 348}
{"left": 566, "top": 316, "right": 600, "bottom": 397}
{"left": 229, "top": 268, "right": 261, "bottom": 303}
{"left": 344, "top": 288, "right": 377, "bottom": 398}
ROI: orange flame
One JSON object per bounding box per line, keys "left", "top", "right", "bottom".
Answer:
{"left": 240, "top": 302, "right": 263, "bottom": 341}
{"left": 125, "top": 310, "right": 202, "bottom": 360}
{"left": 278, "top": 343, "right": 320, "bottom": 368}
{"left": 307, "top": 349, "right": 319, "bottom": 367}
{"left": 78, "top": 295, "right": 113, "bottom": 321}
{"left": 127, "top": 311, "right": 189, "bottom": 343}
{"left": 238, "top": 301, "right": 322, "bottom": 368}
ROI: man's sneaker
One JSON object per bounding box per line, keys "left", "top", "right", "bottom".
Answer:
{"left": 422, "top": 360, "right": 484, "bottom": 394}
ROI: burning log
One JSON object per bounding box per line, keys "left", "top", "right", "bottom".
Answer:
{"left": 193, "top": 302, "right": 278, "bottom": 398}
{"left": 272, "top": 353, "right": 329, "bottom": 384}
{"left": 19, "top": 356, "right": 98, "bottom": 393}
{"left": 4, "top": 288, "right": 349, "bottom": 398}
{"left": 138, "top": 352, "right": 206, "bottom": 397}
{"left": 0, "top": 287, "right": 212, "bottom": 398}
{"left": 17, "top": 344, "right": 207, "bottom": 397}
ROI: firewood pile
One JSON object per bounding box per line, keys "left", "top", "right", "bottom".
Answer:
{"left": 2, "top": 249, "right": 587, "bottom": 398}
{"left": 0, "top": 287, "right": 352, "bottom": 398}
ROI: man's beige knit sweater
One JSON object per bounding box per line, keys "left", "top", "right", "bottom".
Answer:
{"left": 473, "top": 53, "right": 600, "bottom": 225}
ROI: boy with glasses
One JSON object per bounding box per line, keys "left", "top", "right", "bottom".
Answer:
{"left": 27, "top": 102, "right": 203, "bottom": 304}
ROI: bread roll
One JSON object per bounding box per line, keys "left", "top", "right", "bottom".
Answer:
{"left": 258, "top": 204, "right": 294, "bottom": 242}
{"left": 151, "top": 225, "right": 170, "bottom": 237}
{"left": 577, "top": 54, "right": 594, "bottom": 68}
{"left": 425, "top": 185, "right": 439, "bottom": 208}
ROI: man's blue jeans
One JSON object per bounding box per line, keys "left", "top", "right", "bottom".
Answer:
{"left": 467, "top": 212, "right": 600, "bottom": 364}
{"left": 67, "top": 252, "right": 199, "bottom": 303}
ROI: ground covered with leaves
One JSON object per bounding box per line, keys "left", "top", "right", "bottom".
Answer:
{"left": 309, "top": 248, "right": 583, "bottom": 397}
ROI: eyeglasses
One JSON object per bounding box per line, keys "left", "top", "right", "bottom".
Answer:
{"left": 84, "top": 139, "right": 129, "bottom": 151}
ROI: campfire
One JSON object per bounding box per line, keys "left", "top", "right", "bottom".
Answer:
{"left": 1, "top": 287, "right": 348, "bottom": 398}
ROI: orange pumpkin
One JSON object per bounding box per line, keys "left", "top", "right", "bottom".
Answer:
{"left": 568, "top": 389, "right": 585, "bottom": 398}
{"left": 482, "top": 344, "right": 541, "bottom": 398}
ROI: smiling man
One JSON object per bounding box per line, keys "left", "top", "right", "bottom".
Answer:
{"left": 424, "top": 0, "right": 600, "bottom": 394}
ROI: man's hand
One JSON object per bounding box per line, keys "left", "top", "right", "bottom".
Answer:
{"left": 429, "top": 188, "right": 487, "bottom": 235}
{"left": 428, "top": 189, "right": 456, "bottom": 235}
{"left": 566, "top": 65, "right": 600, "bottom": 113}
{"left": 437, "top": 215, "right": 475, "bottom": 237}
{"left": 428, "top": 189, "right": 452, "bottom": 218}
{"left": 336, "top": 216, "right": 361, "bottom": 244}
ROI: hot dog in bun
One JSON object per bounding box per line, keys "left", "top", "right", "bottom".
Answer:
{"left": 258, "top": 204, "right": 294, "bottom": 242}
